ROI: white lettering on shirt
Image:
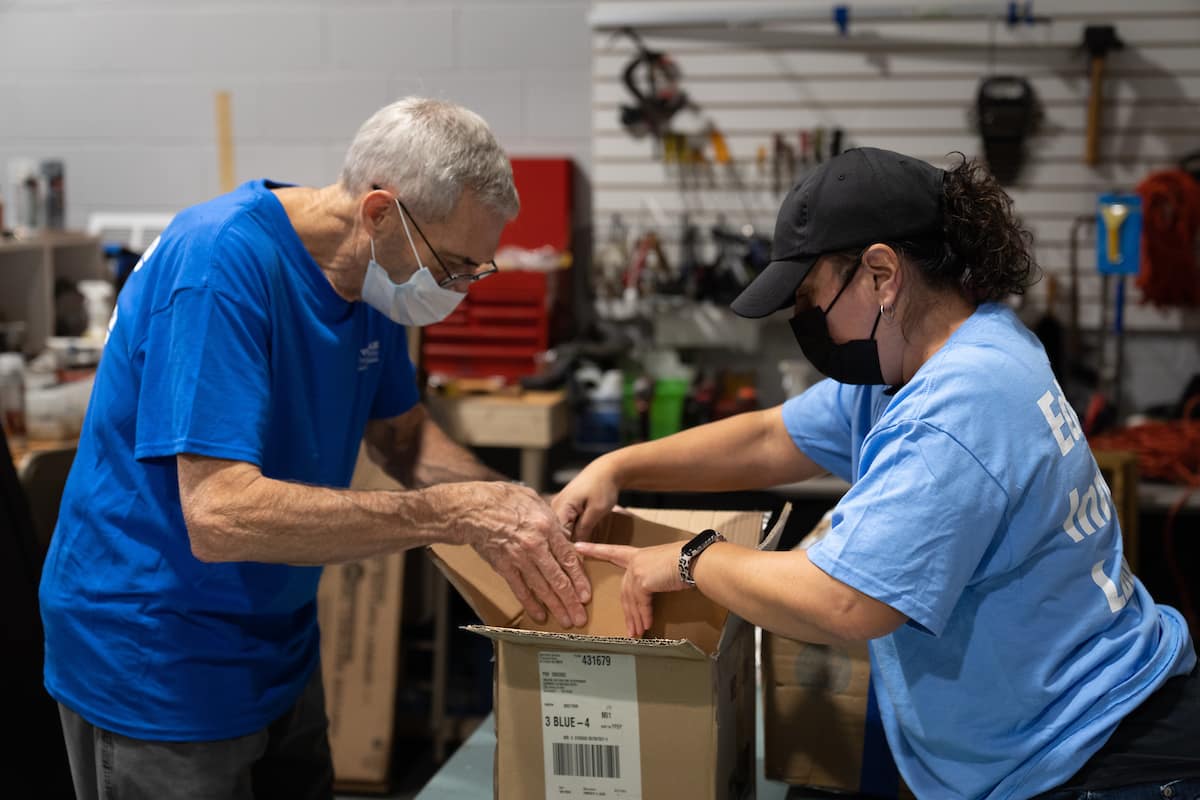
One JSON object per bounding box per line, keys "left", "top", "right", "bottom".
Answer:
{"left": 1091, "top": 557, "right": 1135, "bottom": 613}
{"left": 358, "top": 340, "right": 380, "bottom": 371}
{"left": 1038, "top": 388, "right": 1081, "bottom": 456}
{"left": 132, "top": 236, "right": 161, "bottom": 274}
{"left": 105, "top": 305, "right": 119, "bottom": 345}
{"left": 1063, "top": 488, "right": 1089, "bottom": 543}
{"left": 1062, "top": 466, "right": 1114, "bottom": 544}
{"left": 1039, "top": 381, "right": 1128, "bottom": 614}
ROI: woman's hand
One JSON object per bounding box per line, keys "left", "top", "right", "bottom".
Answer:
{"left": 552, "top": 457, "right": 621, "bottom": 542}
{"left": 573, "top": 539, "right": 688, "bottom": 638}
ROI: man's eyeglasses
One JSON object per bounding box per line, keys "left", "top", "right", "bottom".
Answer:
{"left": 372, "top": 185, "right": 499, "bottom": 287}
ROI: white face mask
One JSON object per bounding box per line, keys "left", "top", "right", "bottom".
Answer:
{"left": 360, "top": 200, "right": 466, "bottom": 327}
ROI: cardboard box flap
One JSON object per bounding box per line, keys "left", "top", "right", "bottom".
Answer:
{"left": 430, "top": 508, "right": 782, "bottom": 654}
{"left": 625, "top": 507, "right": 768, "bottom": 549}
{"left": 464, "top": 624, "right": 711, "bottom": 660}
{"left": 624, "top": 504, "right": 792, "bottom": 553}
{"left": 713, "top": 503, "right": 792, "bottom": 654}
{"left": 757, "top": 503, "right": 793, "bottom": 553}
{"left": 427, "top": 543, "right": 523, "bottom": 628}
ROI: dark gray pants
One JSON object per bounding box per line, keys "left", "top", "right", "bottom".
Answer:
{"left": 57, "top": 666, "right": 333, "bottom": 800}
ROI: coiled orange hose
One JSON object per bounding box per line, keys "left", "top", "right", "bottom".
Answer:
{"left": 1135, "top": 169, "right": 1200, "bottom": 308}
{"left": 1089, "top": 397, "right": 1199, "bottom": 631}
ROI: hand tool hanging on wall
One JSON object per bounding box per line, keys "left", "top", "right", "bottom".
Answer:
{"left": 797, "top": 130, "right": 812, "bottom": 178}
{"left": 624, "top": 231, "right": 671, "bottom": 296}
{"left": 691, "top": 143, "right": 715, "bottom": 191}
{"left": 617, "top": 28, "right": 690, "bottom": 140}
{"left": 594, "top": 214, "right": 630, "bottom": 301}
{"left": 1091, "top": 193, "right": 1142, "bottom": 428}
{"left": 771, "top": 133, "right": 795, "bottom": 194}
{"left": 709, "top": 127, "right": 731, "bottom": 167}
{"left": 829, "top": 127, "right": 844, "bottom": 158}
{"left": 709, "top": 125, "right": 757, "bottom": 227}
{"left": 676, "top": 213, "right": 702, "bottom": 298}
{"left": 771, "top": 134, "right": 784, "bottom": 195}
{"left": 663, "top": 131, "right": 689, "bottom": 206}
{"left": 1097, "top": 193, "right": 1140, "bottom": 275}
{"left": 975, "top": 75, "right": 1039, "bottom": 184}
{"left": 1065, "top": 215, "right": 1101, "bottom": 405}
{"left": 1080, "top": 25, "right": 1124, "bottom": 166}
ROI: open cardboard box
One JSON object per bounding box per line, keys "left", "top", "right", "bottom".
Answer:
{"left": 430, "top": 504, "right": 789, "bottom": 800}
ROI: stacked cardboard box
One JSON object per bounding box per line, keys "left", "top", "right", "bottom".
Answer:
{"left": 316, "top": 445, "right": 406, "bottom": 793}
{"left": 761, "top": 514, "right": 912, "bottom": 799}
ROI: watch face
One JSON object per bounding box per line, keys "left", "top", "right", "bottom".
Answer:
{"left": 679, "top": 529, "right": 720, "bottom": 586}
{"left": 684, "top": 529, "right": 717, "bottom": 556}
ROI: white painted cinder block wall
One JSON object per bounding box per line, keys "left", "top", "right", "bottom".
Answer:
{"left": 0, "top": 0, "right": 593, "bottom": 227}
{"left": 2, "top": 0, "right": 1195, "bottom": 415}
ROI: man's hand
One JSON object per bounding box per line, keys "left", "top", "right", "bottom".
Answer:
{"left": 573, "top": 539, "right": 688, "bottom": 638}
{"left": 552, "top": 458, "right": 620, "bottom": 543}
{"left": 459, "top": 482, "right": 592, "bottom": 628}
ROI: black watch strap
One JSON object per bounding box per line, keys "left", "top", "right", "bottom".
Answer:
{"left": 678, "top": 528, "right": 726, "bottom": 587}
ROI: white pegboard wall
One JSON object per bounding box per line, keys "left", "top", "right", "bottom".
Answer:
{"left": 590, "top": 0, "right": 1200, "bottom": 336}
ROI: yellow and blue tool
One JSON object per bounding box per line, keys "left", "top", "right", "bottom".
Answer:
{"left": 1095, "top": 193, "right": 1142, "bottom": 421}
{"left": 1096, "top": 193, "right": 1141, "bottom": 275}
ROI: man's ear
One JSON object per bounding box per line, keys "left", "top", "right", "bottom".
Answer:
{"left": 862, "top": 243, "right": 901, "bottom": 305}
{"left": 361, "top": 189, "right": 395, "bottom": 239}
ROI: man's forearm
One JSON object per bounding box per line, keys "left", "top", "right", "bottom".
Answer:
{"left": 366, "top": 407, "right": 507, "bottom": 488}
{"left": 411, "top": 421, "right": 508, "bottom": 486}
{"left": 180, "top": 452, "right": 592, "bottom": 628}
{"left": 186, "top": 463, "right": 478, "bottom": 565}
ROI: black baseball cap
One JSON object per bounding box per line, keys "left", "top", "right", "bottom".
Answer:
{"left": 730, "top": 147, "right": 946, "bottom": 318}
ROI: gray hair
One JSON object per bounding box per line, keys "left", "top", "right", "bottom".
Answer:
{"left": 340, "top": 97, "right": 519, "bottom": 222}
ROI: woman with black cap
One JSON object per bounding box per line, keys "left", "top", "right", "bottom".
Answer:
{"left": 554, "top": 148, "right": 1199, "bottom": 799}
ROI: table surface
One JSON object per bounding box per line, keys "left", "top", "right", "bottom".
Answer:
{"left": 6, "top": 436, "right": 77, "bottom": 469}
{"left": 426, "top": 388, "right": 566, "bottom": 409}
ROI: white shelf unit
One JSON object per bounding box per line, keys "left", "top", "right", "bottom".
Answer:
{"left": 0, "top": 233, "right": 106, "bottom": 356}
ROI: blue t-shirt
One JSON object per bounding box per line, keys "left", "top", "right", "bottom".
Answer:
{"left": 39, "top": 180, "right": 419, "bottom": 740}
{"left": 782, "top": 303, "right": 1195, "bottom": 800}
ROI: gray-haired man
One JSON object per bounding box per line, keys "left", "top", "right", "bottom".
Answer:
{"left": 41, "top": 97, "right": 590, "bottom": 800}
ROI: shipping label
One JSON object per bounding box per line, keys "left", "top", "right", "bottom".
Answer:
{"left": 538, "top": 651, "right": 642, "bottom": 799}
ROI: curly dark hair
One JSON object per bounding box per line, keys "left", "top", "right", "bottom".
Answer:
{"left": 831, "top": 154, "right": 1039, "bottom": 305}
{"left": 933, "top": 153, "right": 1039, "bottom": 301}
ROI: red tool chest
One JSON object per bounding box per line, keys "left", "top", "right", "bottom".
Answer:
{"left": 420, "top": 158, "right": 572, "bottom": 381}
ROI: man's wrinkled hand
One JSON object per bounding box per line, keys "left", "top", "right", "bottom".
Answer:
{"left": 465, "top": 483, "right": 592, "bottom": 628}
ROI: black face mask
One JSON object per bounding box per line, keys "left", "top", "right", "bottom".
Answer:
{"left": 789, "top": 260, "right": 887, "bottom": 386}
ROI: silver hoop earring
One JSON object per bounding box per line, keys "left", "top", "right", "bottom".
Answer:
{"left": 880, "top": 304, "right": 895, "bottom": 320}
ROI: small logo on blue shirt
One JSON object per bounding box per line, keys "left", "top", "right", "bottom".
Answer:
{"left": 358, "top": 340, "right": 380, "bottom": 371}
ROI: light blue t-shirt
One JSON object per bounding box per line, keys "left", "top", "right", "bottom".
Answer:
{"left": 782, "top": 303, "right": 1195, "bottom": 800}
{"left": 39, "top": 180, "right": 419, "bottom": 740}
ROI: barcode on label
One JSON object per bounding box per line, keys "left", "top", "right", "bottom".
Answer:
{"left": 551, "top": 743, "right": 621, "bottom": 779}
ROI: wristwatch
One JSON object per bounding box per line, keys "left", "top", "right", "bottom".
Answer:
{"left": 678, "top": 528, "right": 726, "bottom": 587}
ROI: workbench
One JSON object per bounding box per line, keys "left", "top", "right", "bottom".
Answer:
{"left": 424, "top": 389, "right": 568, "bottom": 492}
